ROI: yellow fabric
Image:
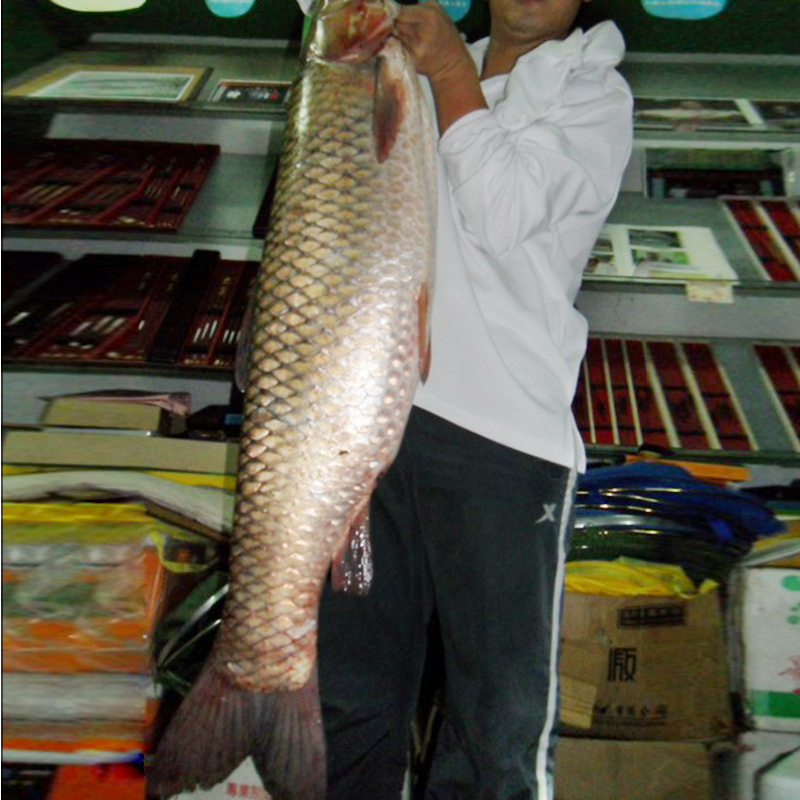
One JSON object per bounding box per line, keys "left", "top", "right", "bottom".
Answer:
{"left": 565, "top": 557, "right": 718, "bottom": 598}
{"left": 2, "top": 501, "right": 214, "bottom": 573}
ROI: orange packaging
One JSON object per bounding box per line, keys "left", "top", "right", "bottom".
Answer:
{"left": 2, "top": 502, "right": 215, "bottom": 673}
{"left": 48, "top": 763, "right": 144, "bottom": 800}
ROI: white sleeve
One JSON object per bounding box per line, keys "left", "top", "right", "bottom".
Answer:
{"left": 438, "top": 61, "right": 633, "bottom": 260}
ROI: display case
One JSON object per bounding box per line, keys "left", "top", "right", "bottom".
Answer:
{"left": 2, "top": 0, "right": 799, "bottom": 465}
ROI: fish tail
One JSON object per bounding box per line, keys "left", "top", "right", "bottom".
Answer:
{"left": 148, "top": 663, "right": 326, "bottom": 800}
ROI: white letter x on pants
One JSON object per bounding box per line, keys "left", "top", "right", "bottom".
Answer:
{"left": 536, "top": 503, "right": 557, "bottom": 523}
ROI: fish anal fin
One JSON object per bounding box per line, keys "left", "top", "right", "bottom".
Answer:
{"left": 417, "top": 281, "right": 432, "bottom": 384}
{"left": 331, "top": 502, "right": 373, "bottom": 595}
{"left": 148, "top": 663, "right": 325, "bottom": 800}
{"left": 374, "top": 50, "right": 406, "bottom": 163}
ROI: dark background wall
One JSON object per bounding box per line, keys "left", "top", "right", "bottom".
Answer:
{"left": 3, "top": 0, "right": 798, "bottom": 79}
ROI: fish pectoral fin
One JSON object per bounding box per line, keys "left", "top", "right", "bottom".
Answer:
{"left": 373, "top": 51, "right": 406, "bottom": 163}
{"left": 417, "top": 281, "right": 432, "bottom": 384}
{"left": 331, "top": 502, "right": 373, "bottom": 595}
{"left": 148, "top": 663, "right": 326, "bottom": 800}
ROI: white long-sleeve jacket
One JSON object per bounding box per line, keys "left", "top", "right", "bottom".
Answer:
{"left": 414, "top": 21, "right": 633, "bottom": 472}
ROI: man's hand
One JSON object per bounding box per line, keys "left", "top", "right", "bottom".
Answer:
{"left": 395, "top": 1, "right": 487, "bottom": 134}
{"left": 395, "top": 1, "right": 471, "bottom": 82}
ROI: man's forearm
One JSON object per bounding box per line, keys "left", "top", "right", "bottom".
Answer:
{"left": 428, "top": 60, "right": 488, "bottom": 135}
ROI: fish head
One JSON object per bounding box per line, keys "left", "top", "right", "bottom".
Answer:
{"left": 309, "top": 0, "right": 398, "bottom": 63}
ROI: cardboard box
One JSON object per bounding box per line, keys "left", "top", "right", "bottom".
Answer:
{"left": 172, "top": 758, "right": 415, "bottom": 800}
{"left": 559, "top": 640, "right": 605, "bottom": 730}
{"left": 759, "top": 747, "right": 800, "bottom": 800}
{"left": 731, "top": 567, "right": 800, "bottom": 733}
{"left": 175, "top": 758, "right": 269, "bottom": 799}
{"left": 40, "top": 397, "right": 169, "bottom": 431}
{"left": 560, "top": 591, "right": 733, "bottom": 740}
{"left": 554, "top": 738, "right": 721, "bottom": 800}
{"left": 733, "top": 731, "right": 800, "bottom": 800}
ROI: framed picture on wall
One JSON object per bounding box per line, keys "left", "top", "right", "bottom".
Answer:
{"left": 208, "top": 79, "right": 291, "bottom": 106}
{"left": 4, "top": 64, "right": 210, "bottom": 103}
{"left": 633, "top": 97, "right": 756, "bottom": 132}
{"left": 585, "top": 224, "right": 737, "bottom": 283}
{"left": 749, "top": 101, "right": 800, "bottom": 131}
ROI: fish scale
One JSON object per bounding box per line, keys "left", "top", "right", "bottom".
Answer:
{"left": 149, "top": 2, "right": 434, "bottom": 796}
{"left": 211, "top": 41, "right": 432, "bottom": 693}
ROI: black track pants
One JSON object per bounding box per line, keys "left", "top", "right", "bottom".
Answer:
{"left": 318, "top": 407, "right": 577, "bottom": 800}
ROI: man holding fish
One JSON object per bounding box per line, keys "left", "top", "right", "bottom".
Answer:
{"left": 319, "top": 0, "right": 633, "bottom": 798}
{"left": 148, "top": 1, "right": 631, "bottom": 799}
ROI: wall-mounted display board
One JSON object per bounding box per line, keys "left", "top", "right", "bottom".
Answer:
{"left": 574, "top": 336, "right": 758, "bottom": 454}
{"left": 2, "top": 139, "right": 219, "bottom": 232}
{"left": 2, "top": 250, "right": 257, "bottom": 370}
{"left": 5, "top": 63, "right": 209, "bottom": 103}
{"left": 753, "top": 343, "right": 800, "bottom": 451}
{"left": 722, "top": 197, "right": 800, "bottom": 282}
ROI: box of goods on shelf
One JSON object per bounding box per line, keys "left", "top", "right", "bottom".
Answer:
{"left": 2, "top": 389, "right": 239, "bottom": 477}
{"left": 729, "top": 564, "right": 800, "bottom": 734}
{"left": 553, "top": 460, "right": 788, "bottom": 800}
{"left": 554, "top": 738, "right": 729, "bottom": 800}
{"left": 558, "top": 590, "right": 733, "bottom": 742}
{"left": 1, "top": 498, "right": 218, "bottom": 766}
{"left": 732, "top": 731, "right": 800, "bottom": 800}
{"left": 726, "top": 514, "right": 800, "bottom": 800}
{"left": 554, "top": 587, "right": 735, "bottom": 800}
{"left": 554, "top": 590, "right": 733, "bottom": 800}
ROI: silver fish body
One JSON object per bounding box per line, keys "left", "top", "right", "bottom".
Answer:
{"left": 149, "top": 1, "right": 435, "bottom": 797}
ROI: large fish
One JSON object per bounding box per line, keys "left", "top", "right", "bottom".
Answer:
{"left": 147, "top": 1, "right": 435, "bottom": 798}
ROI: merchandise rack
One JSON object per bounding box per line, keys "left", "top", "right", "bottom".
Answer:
{"left": 2, "top": 36, "right": 800, "bottom": 467}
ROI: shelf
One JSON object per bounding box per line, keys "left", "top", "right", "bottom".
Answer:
{"left": 575, "top": 335, "right": 800, "bottom": 464}
{"left": 620, "top": 59, "right": 800, "bottom": 108}
{"left": 2, "top": 39, "right": 798, "bottom": 468}
{"left": 632, "top": 129, "right": 799, "bottom": 149}
{"left": 2, "top": 152, "right": 274, "bottom": 260}
{"left": 1, "top": 366, "right": 234, "bottom": 427}
{"left": 578, "top": 287, "right": 800, "bottom": 341}
{"left": 583, "top": 192, "right": 800, "bottom": 296}
{"left": 2, "top": 40, "right": 300, "bottom": 121}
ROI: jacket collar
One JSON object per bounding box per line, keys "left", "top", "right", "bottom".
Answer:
{"left": 470, "top": 21, "right": 625, "bottom": 125}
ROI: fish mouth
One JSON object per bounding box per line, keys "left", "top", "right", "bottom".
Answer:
{"left": 313, "top": 0, "right": 398, "bottom": 63}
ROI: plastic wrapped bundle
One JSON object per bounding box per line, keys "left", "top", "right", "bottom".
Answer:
{"left": 2, "top": 502, "right": 214, "bottom": 673}
{"left": 571, "top": 462, "right": 784, "bottom": 587}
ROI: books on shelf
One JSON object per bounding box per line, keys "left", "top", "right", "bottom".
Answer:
{"left": 2, "top": 428, "right": 238, "bottom": 475}
{"left": 41, "top": 397, "right": 171, "bottom": 432}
